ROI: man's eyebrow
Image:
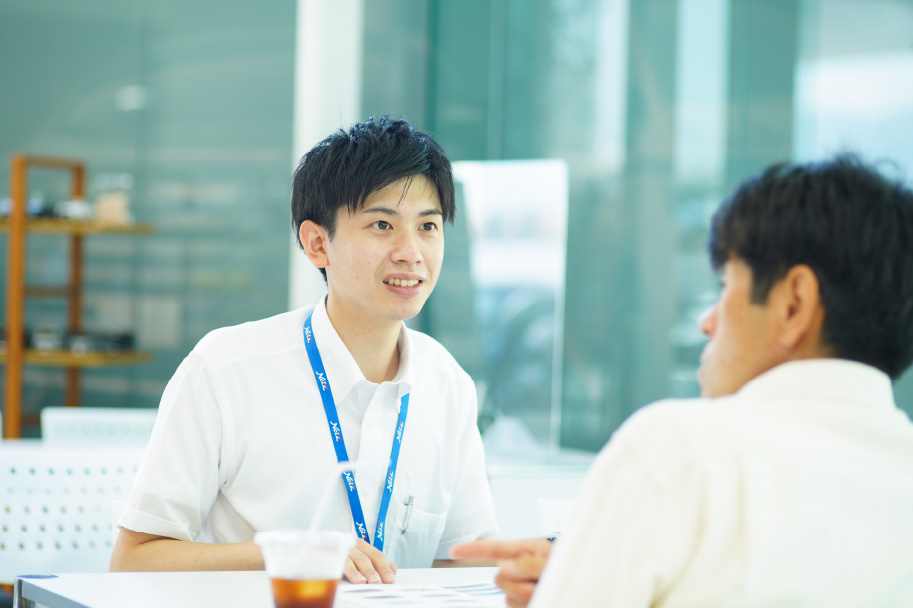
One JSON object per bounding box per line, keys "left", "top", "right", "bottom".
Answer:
{"left": 360, "top": 206, "right": 443, "bottom": 218}
{"left": 360, "top": 205, "right": 399, "bottom": 216}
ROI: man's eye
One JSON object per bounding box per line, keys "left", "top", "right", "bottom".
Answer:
{"left": 372, "top": 220, "right": 391, "bottom": 230}
{"left": 421, "top": 222, "right": 438, "bottom": 232}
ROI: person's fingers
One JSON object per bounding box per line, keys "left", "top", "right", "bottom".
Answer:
{"left": 372, "top": 553, "right": 396, "bottom": 583}
{"left": 492, "top": 556, "right": 546, "bottom": 608}
{"left": 352, "top": 539, "right": 396, "bottom": 583}
{"left": 499, "top": 556, "right": 547, "bottom": 581}
{"left": 347, "top": 544, "right": 383, "bottom": 583}
{"left": 520, "top": 538, "right": 554, "bottom": 559}
{"left": 343, "top": 557, "right": 368, "bottom": 583}
{"left": 495, "top": 575, "right": 538, "bottom": 608}
{"left": 506, "top": 588, "right": 537, "bottom": 608}
{"left": 450, "top": 539, "right": 527, "bottom": 561}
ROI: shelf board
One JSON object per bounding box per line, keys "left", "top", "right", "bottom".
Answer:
{"left": 0, "top": 349, "right": 152, "bottom": 367}
{"left": 0, "top": 218, "right": 155, "bottom": 235}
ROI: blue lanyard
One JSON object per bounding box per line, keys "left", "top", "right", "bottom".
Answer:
{"left": 303, "top": 311, "right": 409, "bottom": 550}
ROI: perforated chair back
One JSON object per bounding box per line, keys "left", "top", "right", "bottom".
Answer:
{"left": 40, "top": 407, "right": 158, "bottom": 445}
{"left": 0, "top": 443, "right": 145, "bottom": 584}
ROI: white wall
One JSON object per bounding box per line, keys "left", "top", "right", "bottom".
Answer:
{"left": 288, "top": 0, "right": 364, "bottom": 310}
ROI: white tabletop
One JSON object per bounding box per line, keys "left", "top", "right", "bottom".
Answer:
{"left": 15, "top": 567, "right": 501, "bottom": 608}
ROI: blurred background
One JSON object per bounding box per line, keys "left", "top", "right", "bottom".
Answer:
{"left": 2, "top": 0, "right": 913, "bottom": 449}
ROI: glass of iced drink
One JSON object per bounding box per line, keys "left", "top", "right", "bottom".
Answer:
{"left": 255, "top": 530, "right": 355, "bottom": 608}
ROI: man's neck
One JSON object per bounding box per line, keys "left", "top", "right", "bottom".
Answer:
{"left": 325, "top": 297, "right": 402, "bottom": 384}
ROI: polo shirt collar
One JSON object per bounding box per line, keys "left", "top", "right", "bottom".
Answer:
{"left": 310, "top": 296, "right": 413, "bottom": 408}
{"left": 736, "top": 358, "right": 895, "bottom": 409}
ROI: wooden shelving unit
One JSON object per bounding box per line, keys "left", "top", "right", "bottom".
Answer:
{"left": 2, "top": 154, "right": 154, "bottom": 438}
{"left": 0, "top": 349, "right": 152, "bottom": 367}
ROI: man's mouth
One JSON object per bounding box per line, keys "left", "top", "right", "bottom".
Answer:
{"left": 384, "top": 278, "right": 422, "bottom": 287}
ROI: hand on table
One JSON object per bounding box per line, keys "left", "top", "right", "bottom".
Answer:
{"left": 450, "top": 538, "right": 552, "bottom": 608}
{"left": 344, "top": 538, "right": 397, "bottom": 584}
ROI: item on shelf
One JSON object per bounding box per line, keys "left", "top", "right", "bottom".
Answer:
{"left": 66, "top": 331, "right": 96, "bottom": 353}
{"left": 27, "top": 193, "right": 57, "bottom": 218}
{"left": 32, "top": 328, "right": 66, "bottom": 351}
{"left": 65, "top": 331, "right": 136, "bottom": 353}
{"left": 95, "top": 191, "right": 132, "bottom": 225}
{"left": 0, "top": 327, "right": 137, "bottom": 353}
{"left": 100, "top": 331, "right": 135, "bottom": 352}
{"left": 55, "top": 198, "right": 93, "bottom": 220}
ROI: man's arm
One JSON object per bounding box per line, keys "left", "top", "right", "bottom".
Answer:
{"left": 110, "top": 529, "right": 398, "bottom": 584}
{"left": 481, "top": 431, "right": 676, "bottom": 608}
{"left": 109, "top": 528, "right": 263, "bottom": 571}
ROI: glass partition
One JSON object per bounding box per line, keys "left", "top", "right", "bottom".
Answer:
{"left": 0, "top": 1, "right": 294, "bottom": 433}
{"left": 446, "top": 160, "right": 568, "bottom": 445}
{"left": 366, "top": 0, "right": 913, "bottom": 450}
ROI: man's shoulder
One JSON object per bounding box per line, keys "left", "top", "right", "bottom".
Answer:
{"left": 626, "top": 395, "right": 732, "bottom": 427}
{"left": 192, "top": 307, "right": 311, "bottom": 370}
{"left": 608, "top": 395, "right": 756, "bottom": 475}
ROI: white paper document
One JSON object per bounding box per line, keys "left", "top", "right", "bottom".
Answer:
{"left": 337, "top": 581, "right": 507, "bottom": 607}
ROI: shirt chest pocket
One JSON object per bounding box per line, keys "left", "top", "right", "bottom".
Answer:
{"left": 385, "top": 502, "right": 447, "bottom": 568}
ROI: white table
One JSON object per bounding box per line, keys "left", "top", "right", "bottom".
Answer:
{"left": 14, "top": 568, "right": 501, "bottom": 608}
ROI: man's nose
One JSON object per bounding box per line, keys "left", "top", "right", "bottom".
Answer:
{"left": 392, "top": 230, "right": 423, "bottom": 266}
{"left": 698, "top": 304, "right": 716, "bottom": 337}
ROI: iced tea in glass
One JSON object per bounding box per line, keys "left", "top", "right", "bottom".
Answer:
{"left": 255, "top": 530, "right": 354, "bottom": 608}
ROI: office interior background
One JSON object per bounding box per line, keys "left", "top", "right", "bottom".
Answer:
{"left": 2, "top": 0, "right": 913, "bottom": 448}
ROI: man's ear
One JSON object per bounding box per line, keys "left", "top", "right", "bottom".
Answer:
{"left": 299, "top": 220, "right": 330, "bottom": 270}
{"left": 771, "top": 264, "right": 826, "bottom": 351}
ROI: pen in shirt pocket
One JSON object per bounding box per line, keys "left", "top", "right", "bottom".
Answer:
{"left": 401, "top": 495, "right": 414, "bottom": 533}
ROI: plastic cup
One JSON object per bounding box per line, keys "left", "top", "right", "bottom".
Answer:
{"left": 255, "top": 530, "right": 355, "bottom": 608}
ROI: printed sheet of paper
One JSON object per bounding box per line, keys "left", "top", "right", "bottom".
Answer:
{"left": 337, "top": 581, "right": 506, "bottom": 607}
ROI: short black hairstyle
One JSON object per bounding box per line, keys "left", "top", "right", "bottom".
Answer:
{"left": 291, "top": 114, "right": 455, "bottom": 278}
{"left": 709, "top": 154, "right": 913, "bottom": 379}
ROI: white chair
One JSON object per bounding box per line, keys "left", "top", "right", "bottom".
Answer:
{"left": 40, "top": 407, "right": 158, "bottom": 445}
{"left": 486, "top": 462, "right": 591, "bottom": 539}
{"left": 536, "top": 497, "right": 578, "bottom": 538}
{"left": 0, "top": 443, "right": 144, "bottom": 584}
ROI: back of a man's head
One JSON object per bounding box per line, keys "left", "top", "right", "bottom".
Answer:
{"left": 290, "top": 114, "right": 455, "bottom": 244}
{"left": 709, "top": 154, "right": 913, "bottom": 379}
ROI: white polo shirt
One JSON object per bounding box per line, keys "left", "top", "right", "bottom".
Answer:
{"left": 118, "top": 298, "right": 497, "bottom": 567}
{"left": 531, "top": 359, "right": 913, "bottom": 607}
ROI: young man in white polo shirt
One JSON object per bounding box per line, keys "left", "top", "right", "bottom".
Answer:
{"left": 454, "top": 154, "right": 913, "bottom": 606}
{"left": 110, "top": 115, "right": 497, "bottom": 583}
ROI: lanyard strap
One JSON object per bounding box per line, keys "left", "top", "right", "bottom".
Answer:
{"left": 303, "top": 311, "right": 409, "bottom": 550}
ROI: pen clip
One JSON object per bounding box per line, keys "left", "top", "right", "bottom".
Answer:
{"left": 401, "top": 495, "right": 414, "bottom": 534}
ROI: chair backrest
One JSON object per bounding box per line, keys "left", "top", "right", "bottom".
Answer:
{"left": 486, "top": 462, "right": 591, "bottom": 539}
{"left": 536, "top": 497, "right": 578, "bottom": 538}
{"left": 40, "top": 407, "right": 158, "bottom": 445}
{"left": 0, "top": 442, "right": 145, "bottom": 584}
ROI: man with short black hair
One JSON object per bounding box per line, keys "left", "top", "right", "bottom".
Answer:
{"left": 454, "top": 154, "right": 913, "bottom": 606}
{"left": 111, "top": 115, "right": 497, "bottom": 583}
